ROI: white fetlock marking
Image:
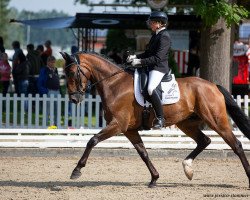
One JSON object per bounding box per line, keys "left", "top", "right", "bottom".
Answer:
{"left": 183, "top": 159, "right": 193, "bottom": 167}
{"left": 182, "top": 159, "right": 194, "bottom": 181}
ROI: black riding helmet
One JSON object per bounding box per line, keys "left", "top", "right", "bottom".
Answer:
{"left": 148, "top": 11, "right": 168, "bottom": 24}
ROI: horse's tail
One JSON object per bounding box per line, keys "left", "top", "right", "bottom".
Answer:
{"left": 217, "top": 85, "right": 250, "bottom": 140}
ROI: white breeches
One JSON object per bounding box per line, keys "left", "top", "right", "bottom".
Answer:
{"left": 147, "top": 70, "right": 165, "bottom": 95}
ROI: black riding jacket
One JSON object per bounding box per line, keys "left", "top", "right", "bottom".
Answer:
{"left": 137, "top": 29, "right": 171, "bottom": 74}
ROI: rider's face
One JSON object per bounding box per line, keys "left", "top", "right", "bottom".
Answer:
{"left": 147, "top": 20, "right": 160, "bottom": 32}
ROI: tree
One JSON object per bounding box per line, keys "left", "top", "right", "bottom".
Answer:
{"left": 194, "top": 0, "right": 248, "bottom": 90}
{"left": 0, "top": 0, "right": 10, "bottom": 40}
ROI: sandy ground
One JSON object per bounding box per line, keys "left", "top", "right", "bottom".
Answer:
{"left": 0, "top": 155, "right": 250, "bottom": 200}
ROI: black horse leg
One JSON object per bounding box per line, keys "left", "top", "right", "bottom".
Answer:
{"left": 124, "top": 130, "right": 159, "bottom": 188}
{"left": 233, "top": 139, "right": 250, "bottom": 188}
{"left": 134, "top": 143, "right": 160, "bottom": 187}
{"left": 177, "top": 120, "right": 211, "bottom": 180}
{"left": 71, "top": 121, "right": 121, "bottom": 179}
{"left": 217, "top": 131, "right": 250, "bottom": 188}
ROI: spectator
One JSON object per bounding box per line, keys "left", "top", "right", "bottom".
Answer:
{"left": 37, "top": 56, "right": 60, "bottom": 127}
{"left": 0, "top": 36, "right": 5, "bottom": 53}
{"left": 186, "top": 47, "right": 200, "bottom": 76}
{"left": 26, "top": 44, "right": 43, "bottom": 96}
{"left": 71, "top": 45, "right": 79, "bottom": 54}
{"left": 233, "top": 40, "right": 248, "bottom": 85}
{"left": 246, "top": 41, "right": 250, "bottom": 81}
{"left": 36, "top": 44, "right": 44, "bottom": 53}
{"left": 0, "top": 53, "right": 11, "bottom": 96}
{"left": 12, "top": 52, "right": 29, "bottom": 97}
{"left": 12, "top": 41, "right": 24, "bottom": 94}
{"left": 41, "top": 40, "right": 52, "bottom": 65}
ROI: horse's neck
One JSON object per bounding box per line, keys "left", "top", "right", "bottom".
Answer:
{"left": 93, "top": 57, "right": 118, "bottom": 80}
{"left": 89, "top": 55, "right": 122, "bottom": 83}
{"left": 89, "top": 55, "right": 130, "bottom": 97}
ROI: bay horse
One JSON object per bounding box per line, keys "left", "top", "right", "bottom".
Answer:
{"left": 60, "top": 51, "right": 250, "bottom": 188}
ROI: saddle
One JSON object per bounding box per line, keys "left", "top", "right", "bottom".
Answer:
{"left": 134, "top": 69, "right": 180, "bottom": 130}
{"left": 134, "top": 69, "right": 180, "bottom": 107}
{"left": 139, "top": 68, "right": 173, "bottom": 103}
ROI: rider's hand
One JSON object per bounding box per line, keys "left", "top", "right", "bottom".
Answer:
{"left": 131, "top": 59, "right": 141, "bottom": 66}
{"left": 126, "top": 55, "right": 137, "bottom": 63}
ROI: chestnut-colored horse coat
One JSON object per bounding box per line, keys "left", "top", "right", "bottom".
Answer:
{"left": 61, "top": 52, "right": 250, "bottom": 188}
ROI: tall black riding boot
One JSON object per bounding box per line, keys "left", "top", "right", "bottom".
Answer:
{"left": 150, "top": 90, "right": 165, "bottom": 129}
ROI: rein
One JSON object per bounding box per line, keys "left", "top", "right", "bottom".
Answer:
{"left": 65, "top": 54, "right": 130, "bottom": 93}
{"left": 88, "top": 68, "right": 125, "bottom": 89}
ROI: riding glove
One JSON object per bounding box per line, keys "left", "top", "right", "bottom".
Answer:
{"left": 131, "top": 59, "right": 141, "bottom": 66}
{"left": 126, "top": 55, "right": 137, "bottom": 63}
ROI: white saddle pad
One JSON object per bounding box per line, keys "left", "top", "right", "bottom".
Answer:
{"left": 134, "top": 69, "right": 180, "bottom": 107}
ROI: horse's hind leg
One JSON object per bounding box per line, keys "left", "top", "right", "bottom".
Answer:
{"left": 177, "top": 118, "right": 211, "bottom": 180}
{"left": 199, "top": 104, "right": 250, "bottom": 188}
{"left": 71, "top": 120, "right": 121, "bottom": 180}
{"left": 124, "top": 130, "right": 159, "bottom": 188}
{"left": 213, "top": 127, "right": 250, "bottom": 188}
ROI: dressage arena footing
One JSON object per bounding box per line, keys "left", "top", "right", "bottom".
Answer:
{"left": 0, "top": 148, "right": 250, "bottom": 158}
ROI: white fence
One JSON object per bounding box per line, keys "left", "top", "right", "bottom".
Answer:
{"left": 0, "top": 93, "right": 249, "bottom": 129}
{"left": 0, "top": 94, "right": 249, "bottom": 149}
{"left": 0, "top": 93, "right": 105, "bottom": 129}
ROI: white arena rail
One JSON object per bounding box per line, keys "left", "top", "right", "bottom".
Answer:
{"left": 0, "top": 94, "right": 249, "bottom": 129}
{"left": 0, "top": 129, "right": 249, "bottom": 150}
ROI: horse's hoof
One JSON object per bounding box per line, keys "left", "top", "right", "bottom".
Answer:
{"left": 182, "top": 159, "right": 194, "bottom": 180}
{"left": 70, "top": 169, "right": 82, "bottom": 180}
{"left": 148, "top": 181, "right": 157, "bottom": 188}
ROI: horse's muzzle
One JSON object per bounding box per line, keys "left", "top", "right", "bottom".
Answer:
{"left": 70, "top": 92, "right": 84, "bottom": 104}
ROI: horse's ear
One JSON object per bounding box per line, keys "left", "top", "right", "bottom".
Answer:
{"left": 60, "top": 52, "right": 71, "bottom": 61}
{"left": 60, "top": 52, "right": 76, "bottom": 66}
{"left": 60, "top": 52, "right": 65, "bottom": 59}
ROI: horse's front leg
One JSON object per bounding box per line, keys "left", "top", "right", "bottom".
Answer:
{"left": 70, "top": 120, "right": 121, "bottom": 179}
{"left": 124, "top": 130, "right": 159, "bottom": 188}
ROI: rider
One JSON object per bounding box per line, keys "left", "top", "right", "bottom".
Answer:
{"left": 127, "top": 11, "right": 171, "bottom": 129}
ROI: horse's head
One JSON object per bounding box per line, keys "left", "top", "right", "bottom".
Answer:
{"left": 60, "top": 52, "right": 91, "bottom": 104}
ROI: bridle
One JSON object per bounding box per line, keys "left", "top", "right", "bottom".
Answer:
{"left": 64, "top": 54, "right": 126, "bottom": 96}
{"left": 64, "top": 55, "right": 90, "bottom": 95}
